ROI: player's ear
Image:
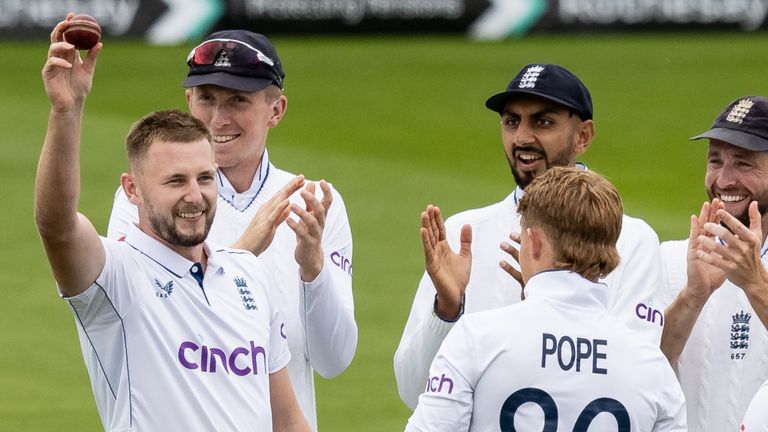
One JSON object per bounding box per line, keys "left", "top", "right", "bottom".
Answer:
{"left": 184, "top": 88, "right": 193, "bottom": 105}
{"left": 267, "top": 95, "right": 287, "bottom": 128}
{"left": 574, "top": 119, "right": 595, "bottom": 156}
{"left": 528, "top": 227, "right": 543, "bottom": 260}
{"left": 121, "top": 172, "right": 142, "bottom": 206}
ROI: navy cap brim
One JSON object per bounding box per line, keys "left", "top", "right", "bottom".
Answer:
{"left": 183, "top": 72, "right": 274, "bottom": 92}
{"left": 485, "top": 89, "right": 591, "bottom": 120}
{"left": 691, "top": 127, "right": 768, "bottom": 152}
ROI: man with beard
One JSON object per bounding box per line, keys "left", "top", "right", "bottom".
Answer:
{"left": 107, "top": 28, "right": 357, "bottom": 429}
{"left": 394, "top": 64, "right": 667, "bottom": 409}
{"left": 660, "top": 95, "right": 768, "bottom": 432}
{"left": 36, "top": 23, "right": 308, "bottom": 431}
{"left": 405, "top": 167, "right": 686, "bottom": 431}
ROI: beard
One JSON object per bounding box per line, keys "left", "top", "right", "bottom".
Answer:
{"left": 707, "top": 188, "right": 768, "bottom": 228}
{"left": 145, "top": 200, "right": 215, "bottom": 247}
{"left": 509, "top": 142, "right": 577, "bottom": 189}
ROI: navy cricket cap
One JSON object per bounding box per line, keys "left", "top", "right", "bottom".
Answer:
{"left": 485, "top": 64, "right": 593, "bottom": 120}
{"left": 183, "top": 30, "right": 285, "bottom": 92}
{"left": 691, "top": 96, "right": 768, "bottom": 151}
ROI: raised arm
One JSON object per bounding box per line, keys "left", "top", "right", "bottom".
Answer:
{"left": 697, "top": 201, "right": 768, "bottom": 329}
{"left": 394, "top": 205, "right": 471, "bottom": 409}
{"left": 661, "top": 199, "right": 726, "bottom": 367}
{"left": 35, "top": 15, "right": 104, "bottom": 297}
{"left": 288, "top": 181, "right": 358, "bottom": 377}
{"left": 232, "top": 175, "right": 305, "bottom": 256}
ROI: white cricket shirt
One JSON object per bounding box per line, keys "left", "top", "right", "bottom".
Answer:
{"left": 661, "top": 238, "right": 768, "bottom": 432}
{"left": 405, "top": 270, "right": 686, "bottom": 432}
{"left": 395, "top": 186, "right": 667, "bottom": 408}
{"left": 107, "top": 150, "right": 357, "bottom": 430}
{"left": 742, "top": 380, "right": 768, "bottom": 432}
{"left": 65, "top": 224, "right": 289, "bottom": 431}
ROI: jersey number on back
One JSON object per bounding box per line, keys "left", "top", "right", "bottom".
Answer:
{"left": 499, "top": 387, "right": 630, "bottom": 432}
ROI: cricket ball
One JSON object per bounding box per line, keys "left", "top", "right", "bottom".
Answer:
{"left": 63, "top": 14, "right": 101, "bottom": 50}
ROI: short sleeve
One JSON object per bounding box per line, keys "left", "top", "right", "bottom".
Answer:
{"left": 268, "top": 305, "right": 291, "bottom": 374}
{"left": 406, "top": 320, "right": 476, "bottom": 432}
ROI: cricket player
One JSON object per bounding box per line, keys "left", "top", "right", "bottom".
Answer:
{"left": 405, "top": 167, "right": 686, "bottom": 431}
{"left": 660, "top": 96, "right": 768, "bottom": 432}
{"left": 394, "top": 64, "right": 666, "bottom": 409}
{"left": 106, "top": 30, "right": 357, "bottom": 429}
{"left": 37, "top": 17, "right": 309, "bottom": 430}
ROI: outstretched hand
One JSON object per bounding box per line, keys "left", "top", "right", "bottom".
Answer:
{"left": 685, "top": 199, "right": 726, "bottom": 300}
{"left": 287, "top": 180, "right": 332, "bottom": 282}
{"left": 42, "top": 13, "right": 102, "bottom": 111}
{"left": 232, "top": 175, "right": 305, "bottom": 256}
{"left": 696, "top": 200, "right": 767, "bottom": 291}
{"left": 421, "top": 205, "right": 471, "bottom": 320}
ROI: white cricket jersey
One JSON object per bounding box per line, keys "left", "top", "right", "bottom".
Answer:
{"left": 395, "top": 185, "right": 666, "bottom": 409}
{"left": 742, "top": 380, "right": 768, "bottom": 432}
{"left": 64, "top": 224, "right": 289, "bottom": 431}
{"left": 661, "top": 238, "right": 768, "bottom": 432}
{"left": 107, "top": 150, "right": 357, "bottom": 430}
{"left": 405, "top": 270, "right": 686, "bottom": 432}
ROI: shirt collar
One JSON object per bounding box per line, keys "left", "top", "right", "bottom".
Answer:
{"left": 217, "top": 148, "right": 271, "bottom": 211}
{"left": 523, "top": 269, "right": 609, "bottom": 311}
{"left": 123, "top": 224, "right": 214, "bottom": 278}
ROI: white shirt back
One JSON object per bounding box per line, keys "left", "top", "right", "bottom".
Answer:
{"left": 406, "top": 271, "right": 686, "bottom": 432}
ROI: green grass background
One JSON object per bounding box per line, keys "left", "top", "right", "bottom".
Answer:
{"left": 1, "top": 32, "right": 767, "bottom": 430}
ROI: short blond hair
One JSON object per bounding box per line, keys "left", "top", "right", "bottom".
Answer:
{"left": 126, "top": 110, "right": 212, "bottom": 173}
{"left": 264, "top": 84, "right": 283, "bottom": 103}
{"left": 518, "top": 166, "right": 622, "bottom": 280}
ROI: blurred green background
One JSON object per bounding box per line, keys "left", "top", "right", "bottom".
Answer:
{"left": 1, "top": 32, "right": 767, "bottom": 431}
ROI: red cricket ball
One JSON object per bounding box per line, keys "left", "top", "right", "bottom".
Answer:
{"left": 63, "top": 14, "right": 101, "bottom": 50}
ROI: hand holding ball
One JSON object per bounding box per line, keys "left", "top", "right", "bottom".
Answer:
{"left": 63, "top": 15, "right": 101, "bottom": 50}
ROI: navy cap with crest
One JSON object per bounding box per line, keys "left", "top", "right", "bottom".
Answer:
{"left": 485, "top": 64, "right": 593, "bottom": 120}
{"left": 183, "top": 30, "right": 285, "bottom": 92}
{"left": 691, "top": 96, "right": 768, "bottom": 151}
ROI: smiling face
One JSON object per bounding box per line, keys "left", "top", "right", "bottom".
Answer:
{"left": 186, "top": 84, "right": 286, "bottom": 185}
{"left": 128, "top": 138, "right": 217, "bottom": 251}
{"left": 500, "top": 95, "right": 594, "bottom": 189}
{"left": 706, "top": 139, "right": 768, "bottom": 227}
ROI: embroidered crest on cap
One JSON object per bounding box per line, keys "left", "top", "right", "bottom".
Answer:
{"left": 214, "top": 51, "right": 232, "bottom": 67}
{"left": 726, "top": 99, "right": 754, "bottom": 124}
{"left": 518, "top": 65, "right": 545, "bottom": 89}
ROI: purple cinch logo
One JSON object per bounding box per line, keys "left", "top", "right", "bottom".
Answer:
{"left": 425, "top": 373, "right": 454, "bottom": 394}
{"left": 331, "top": 250, "right": 352, "bottom": 276}
{"left": 635, "top": 303, "right": 664, "bottom": 327}
{"left": 178, "top": 341, "right": 267, "bottom": 376}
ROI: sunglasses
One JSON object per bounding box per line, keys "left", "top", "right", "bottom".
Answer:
{"left": 187, "top": 39, "right": 276, "bottom": 68}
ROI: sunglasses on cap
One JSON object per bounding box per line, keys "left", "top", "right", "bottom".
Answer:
{"left": 186, "top": 38, "right": 276, "bottom": 68}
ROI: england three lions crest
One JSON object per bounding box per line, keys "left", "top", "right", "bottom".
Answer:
{"left": 730, "top": 310, "right": 751, "bottom": 359}
{"left": 234, "top": 276, "right": 258, "bottom": 311}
